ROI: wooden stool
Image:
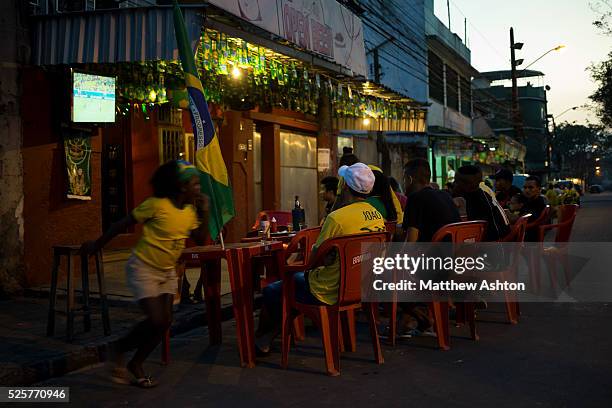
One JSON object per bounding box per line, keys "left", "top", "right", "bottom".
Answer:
{"left": 46, "top": 245, "right": 111, "bottom": 341}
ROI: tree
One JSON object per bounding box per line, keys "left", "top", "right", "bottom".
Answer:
{"left": 590, "top": 1, "right": 612, "bottom": 127}
{"left": 589, "top": 53, "right": 612, "bottom": 128}
{"left": 591, "top": 0, "right": 612, "bottom": 35}
{"left": 552, "top": 123, "right": 611, "bottom": 180}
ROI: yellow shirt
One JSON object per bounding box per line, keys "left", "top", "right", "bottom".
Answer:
{"left": 308, "top": 201, "right": 386, "bottom": 305}
{"left": 132, "top": 197, "right": 200, "bottom": 270}
{"left": 545, "top": 189, "right": 559, "bottom": 206}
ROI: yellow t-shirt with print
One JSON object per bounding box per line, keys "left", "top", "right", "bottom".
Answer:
{"left": 308, "top": 200, "right": 386, "bottom": 305}
{"left": 132, "top": 197, "right": 200, "bottom": 270}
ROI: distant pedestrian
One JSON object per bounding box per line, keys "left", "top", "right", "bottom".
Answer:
{"left": 81, "top": 160, "right": 208, "bottom": 388}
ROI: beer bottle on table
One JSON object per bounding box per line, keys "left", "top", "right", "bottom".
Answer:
{"left": 259, "top": 214, "right": 270, "bottom": 239}
{"left": 292, "top": 196, "right": 305, "bottom": 231}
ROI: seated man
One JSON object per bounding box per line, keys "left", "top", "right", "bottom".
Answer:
{"left": 521, "top": 175, "right": 548, "bottom": 241}
{"left": 493, "top": 168, "right": 522, "bottom": 208}
{"left": 320, "top": 175, "right": 339, "bottom": 219}
{"left": 506, "top": 193, "right": 528, "bottom": 223}
{"left": 403, "top": 158, "right": 460, "bottom": 243}
{"left": 453, "top": 165, "right": 510, "bottom": 241}
{"left": 256, "top": 163, "right": 385, "bottom": 353}
{"left": 398, "top": 159, "right": 460, "bottom": 336}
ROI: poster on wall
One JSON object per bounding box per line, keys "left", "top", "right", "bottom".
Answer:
{"left": 64, "top": 133, "right": 92, "bottom": 200}
{"left": 317, "top": 148, "right": 330, "bottom": 172}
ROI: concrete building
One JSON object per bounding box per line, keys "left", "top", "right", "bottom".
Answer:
{"left": 424, "top": 0, "right": 479, "bottom": 186}
{"left": 340, "top": 0, "right": 429, "bottom": 182}
{"left": 474, "top": 70, "right": 550, "bottom": 177}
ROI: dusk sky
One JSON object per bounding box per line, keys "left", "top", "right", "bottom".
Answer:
{"left": 433, "top": 0, "right": 612, "bottom": 126}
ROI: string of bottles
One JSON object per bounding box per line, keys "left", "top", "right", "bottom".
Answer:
{"left": 82, "top": 28, "right": 419, "bottom": 121}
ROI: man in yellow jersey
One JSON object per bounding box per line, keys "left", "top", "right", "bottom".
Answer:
{"left": 255, "top": 163, "right": 385, "bottom": 354}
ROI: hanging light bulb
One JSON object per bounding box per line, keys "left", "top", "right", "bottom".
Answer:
{"left": 363, "top": 118, "right": 371, "bottom": 126}
{"left": 232, "top": 66, "right": 242, "bottom": 79}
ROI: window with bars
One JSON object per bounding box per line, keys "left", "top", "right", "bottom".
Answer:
{"left": 158, "top": 105, "right": 183, "bottom": 126}
{"left": 159, "top": 127, "right": 185, "bottom": 164}
{"left": 460, "top": 76, "right": 472, "bottom": 117}
{"left": 446, "top": 65, "right": 459, "bottom": 111}
{"left": 428, "top": 50, "right": 444, "bottom": 104}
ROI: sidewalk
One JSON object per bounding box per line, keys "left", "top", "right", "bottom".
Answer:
{"left": 0, "top": 251, "right": 237, "bottom": 386}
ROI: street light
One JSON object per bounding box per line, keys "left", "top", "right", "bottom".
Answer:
{"left": 521, "top": 45, "right": 566, "bottom": 72}
{"left": 554, "top": 106, "right": 580, "bottom": 120}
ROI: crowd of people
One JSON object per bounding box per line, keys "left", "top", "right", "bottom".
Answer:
{"left": 79, "top": 147, "right": 578, "bottom": 387}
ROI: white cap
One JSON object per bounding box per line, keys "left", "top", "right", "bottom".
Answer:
{"left": 338, "top": 162, "right": 375, "bottom": 195}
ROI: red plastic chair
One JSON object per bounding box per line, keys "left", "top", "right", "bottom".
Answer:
{"left": 525, "top": 205, "right": 551, "bottom": 241}
{"left": 429, "top": 221, "right": 487, "bottom": 350}
{"left": 251, "top": 210, "right": 292, "bottom": 231}
{"left": 496, "top": 214, "right": 531, "bottom": 323}
{"left": 538, "top": 204, "right": 578, "bottom": 243}
{"left": 276, "top": 227, "right": 322, "bottom": 341}
{"left": 524, "top": 205, "right": 551, "bottom": 291}
{"left": 539, "top": 204, "right": 578, "bottom": 289}
{"left": 281, "top": 232, "right": 387, "bottom": 376}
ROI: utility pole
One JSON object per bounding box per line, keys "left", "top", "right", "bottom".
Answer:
{"left": 510, "top": 27, "right": 524, "bottom": 144}
{"left": 373, "top": 49, "right": 380, "bottom": 83}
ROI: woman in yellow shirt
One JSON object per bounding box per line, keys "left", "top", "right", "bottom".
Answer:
{"left": 81, "top": 160, "right": 208, "bottom": 388}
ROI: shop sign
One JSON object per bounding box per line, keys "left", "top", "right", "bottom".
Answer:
{"left": 209, "top": 0, "right": 367, "bottom": 77}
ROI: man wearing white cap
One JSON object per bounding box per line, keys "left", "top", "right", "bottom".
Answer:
{"left": 255, "top": 163, "right": 385, "bottom": 355}
{"left": 308, "top": 162, "right": 386, "bottom": 305}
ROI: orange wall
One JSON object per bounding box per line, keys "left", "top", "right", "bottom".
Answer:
{"left": 21, "top": 68, "right": 103, "bottom": 286}
{"left": 21, "top": 68, "right": 160, "bottom": 285}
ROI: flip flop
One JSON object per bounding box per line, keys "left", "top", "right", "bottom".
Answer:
{"left": 132, "top": 376, "right": 158, "bottom": 389}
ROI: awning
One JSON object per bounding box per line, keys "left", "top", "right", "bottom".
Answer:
{"left": 31, "top": 6, "right": 202, "bottom": 65}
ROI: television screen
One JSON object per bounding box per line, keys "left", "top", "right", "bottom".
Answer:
{"left": 72, "top": 72, "right": 116, "bottom": 123}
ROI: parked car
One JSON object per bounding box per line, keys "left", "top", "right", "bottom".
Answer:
{"left": 590, "top": 184, "right": 603, "bottom": 194}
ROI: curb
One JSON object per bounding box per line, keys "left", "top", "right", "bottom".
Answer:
{"left": 1, "top": 294, "right": 261, "bottom": 386}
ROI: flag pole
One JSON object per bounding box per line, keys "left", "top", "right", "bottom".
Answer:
{"left": 204, "top": 173, "right": 225, "bottom": 250}
{"left": 173, "top": 0, "right": 231, "bottom": 250}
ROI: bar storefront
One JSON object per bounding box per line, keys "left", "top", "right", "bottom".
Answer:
{"left": 24, "top": 3, "right": 426, "bottom": 285}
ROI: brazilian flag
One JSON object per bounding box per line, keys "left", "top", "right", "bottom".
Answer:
{"left": 173, "top": 1, "right": 235, "bottom": 240}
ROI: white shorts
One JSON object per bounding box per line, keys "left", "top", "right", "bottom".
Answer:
{"left": 125, "top": 254, "right": 178, "bottom": 301}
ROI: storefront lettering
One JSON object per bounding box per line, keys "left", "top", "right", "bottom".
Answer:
{"left": 310, "top": 19, "right": 333, "bottom": 57}
{"left": 282, "top": 4, "right": 333, "bottom": 58}
{"left": 283, "top": 4, "right": 310, "bottom": 49}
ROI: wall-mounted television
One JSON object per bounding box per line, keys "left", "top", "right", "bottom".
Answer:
{"left": 71, "top": 71, "right": 116, "bottom": 123}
